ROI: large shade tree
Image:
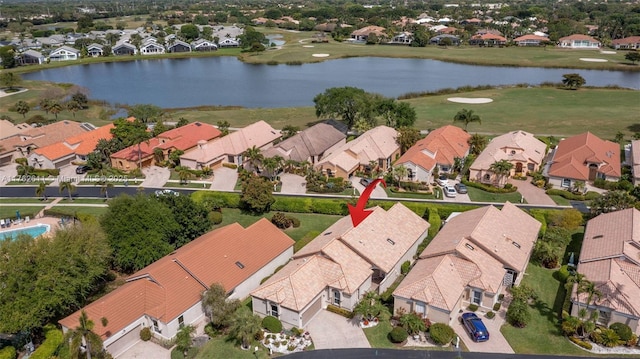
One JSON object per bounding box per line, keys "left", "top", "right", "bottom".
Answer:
{"left": 201, "top": 283, "right": 241, "bottom": 330}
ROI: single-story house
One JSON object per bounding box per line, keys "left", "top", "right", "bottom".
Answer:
{"left": 192, "top": 39, "right": 218, "bottom": 52}
{"left": 17, "top": 50, "right": 45, "bottom": 65}
{"left": 389, "top": 32, "right": 413, "bottom": 45}
{"left": 86, "top": 43, "right": 104, "bottom": 57}
{"left": 429, "top": 34, "right": 461, "bottom": 46}
{"left": 110, "top": 122, "right": 221, "bottom": 170}
{"left": 180, "top": 120, "right": 281, "bottom": 170}
{"left": 571, "top": 208, "right": 640, "bottom": 335}
{"left": 469, "top": 130, "right": 547, "bottom": 186}
{"left": 631, "top": 140, "right": 640, "bottom": 186}
{"left": 140, "top": 38, "right": 165, "bottom": 55}
{"left": 261, "top": 120, "right": 347, "bottom": 165}
{"left": 351, "top": 25, "right": 386, "bottom": 42}
{"left": 545, "top": 132, "right": 620, "bottom": 189}
{"left": 218, "top": 38, "right": 239, "bottom": 47}
{"left": 0, "top": 120, "right": 88, "bottom": 166}
{"left": 28, "top": 123, "right": 114, "bottom": 169}
{"left": 60, "top": 219, "right": 295, "bottom": 358}
{"left": 113, "top": 42, "right": 137, "bottom": 56}
{"left": 251, "top": 203, "right": 430, "bottom": 328}
{"left": 611, "top": 36, "right": 640, "bottom": 50}
{"left": 48, "top": 46, "right": 80, "bottom": 61}
{"left": 512, "top": 34, "right": 551, "bottom": 46}
{"left": 167, "top": 40, "right": 191, "bottom": 53}
{"left": 396, "top": 125, "right": 471, "bottom": 182}
{"left": 393, "top": 202, "right": 540, "bottom": 325}
{"left": 315, "top": 126, "right": 399, "bottom": 179}
{"left": 469, "top": 33, "right": 507, "bottom": 46}
{"left": 557, "top": 34, "right": 601, "bottom": 49}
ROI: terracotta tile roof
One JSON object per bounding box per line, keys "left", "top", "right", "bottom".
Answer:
{"left": 110, "top": 138, "right": 160, "bottom": 161}
{"left": 0, "top": 119, "right": 22, "bottom": 140}
{"left": 261, "top": 122, "right": 346, "bottom": 162}
{"left": 0, "top": 120, "right": 88, "bottom": 154}
{"left": 471, "top": 33, "right": 507, "bottom": 42}
{"left": 397, "top": 125, "right": 471, "bottom": 171}
{"left": 33, "top": 123, "right": 115, "bottom": 160}
{"left": 548, "top": 132, "right": 621, "bottom": 180}
{"left": 180, "top": 121, "right": 280, "bottom": 163}
{"left": 580, "top": 208, "right": 640, "bottom": 263}
{"left": 470, "top": 130, "right": 546, "bottom": 172}
{"left": 559, "top": 34, "right": 599, "bottom": 42}
{"left": 513, "top": 34, "right": 550, "bottom": 42}
{"left": 351, "top": 25, "right": 386, "bottom": 36}
{"left": 612, "top": 36, "right": 640, "bottom": 45}
{"left": 252, "top": 203, "right": 429, "bottom": 311}
{"left": 60, "top": 219, "right": 294, "bottom": 338}
{"left": 33, "top": 142, "right": 75, "bottom": 160}
{"left": 317, "top": 126, "right": 398, "bottom": 172}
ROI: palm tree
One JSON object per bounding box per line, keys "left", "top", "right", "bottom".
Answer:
{"left": 59, "top": 180, "right": 76, "bottom": 201}
{"left": 489, "top": 159, "right": 514, "bottom": 187}
{"left": 353, "top": 292, "right": 386, "bottom": 322}
{"left": 244, "top": 145, "right": 263, "bottom": 172}
{"left": 572, "top": 180, "right": 586, "bottom": 194}
{"left": 99, "top": 181, "right": 114, "bottom": 200}
{"left": 66, "top": 100, "right": 82, "bottom": 118}
{"left": 66, "top": 310, "right": 103, "bottom": 359}
{"left": 49, "top": 101, "right": 63, "bottom": 119}
{"left": 175, "top": 325, "right": 195, "bottom": 357}
{"left": 468, "top": 133, "right": 488, "bottom": 155}
{"left": 453, "top": 108, "right": 481, "bottom": 131}
{"left": 177, "top": 167, "right": 193, "bottom": 184}
{"left": 228, "top": 307, "right": 262, "bottom": 350}
{"left": 566, "top": 272, "right": 587, "bottom": 309}
{"left": 580, "top": 280, "right": 602, "bottom": 309}
{"left": 39, "top": 98, "right": 52, "bottom": 114}
{"left": 15, "top": 100, "right": 30, "bottom": 118}
{"left": 35, "top": 181, "right": 47, "bottom": 201}
{"left": 262, "top": 157, "right": 279, "bottom": 181}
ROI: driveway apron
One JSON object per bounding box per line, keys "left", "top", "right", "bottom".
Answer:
{"left": 306, "top": 310, "right": 371, "bottom": 349}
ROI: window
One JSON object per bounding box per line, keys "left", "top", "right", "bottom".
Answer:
{"left": 333, "top": 290, "right": 341, "bottom": 306}
{"left": 527, "top": 163, "right": 535, "bottom": 171}
{"left": 152, "top": 319, "right": 160, "bottom": 333}
{"left": 562, "top": 178, "right": 571, "bottom": 188}
{"left": 441, "top": 166, "right": 450, "bottom": 172}
{"left": 510, "top": 150, "right": 516, "bottom": 155}
{"left": 270, "top": 304, "right": 279, "bottom": 317}
{"left": 415, "top": 302, "right": 426, "bottom": 317}
{"left": 178, "top": 316, "right": 184, "bottom": 328}
{"left": 472, "top": 290, "right": 482, "bottom": 305}
{"left": 235, "top": 261, "right": 245, "bottom": 269}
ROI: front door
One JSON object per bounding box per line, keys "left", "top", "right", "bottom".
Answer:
{"left": 515, "top": 162, "right": 523, "bottom": 174}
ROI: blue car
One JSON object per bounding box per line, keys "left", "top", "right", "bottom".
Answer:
{"left": 461, "top": 312, "right": 490, "bottom": 342}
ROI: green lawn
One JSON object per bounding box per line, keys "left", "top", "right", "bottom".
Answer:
{"left": 466, "top": 187, "right": 525, "bottom": 203}
{"left": 59, "top": 198, "right": 109, "bottom": 204}
{"left": 0, "top": 206, "right": 44, "bottom": 219}
{"left": 0, "top": 198, "right": 52, "bottom": 204}
{"left": 213, "top": 208, "right": 341, "bottom": 242}
{"left": 363, "top": 316, "right": 395, "bottom": 348}
{"left": 385, "top": 187, "right": 437, "bottom": 199}
{"left": 164, "top": 181, "right": 211, "bottom": 189}
{"left": 48, "top": 206, "right": 109, "bottom": 217}
{"left": 549, "top": 195, "right": 572, "bottom": 206}
{"left": 194, "top": 336, "right": 271, "bottom": 359}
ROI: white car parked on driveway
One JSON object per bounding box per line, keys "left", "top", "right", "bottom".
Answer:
{"left": 444, "top": 185, "right": 457, "bottom": 198}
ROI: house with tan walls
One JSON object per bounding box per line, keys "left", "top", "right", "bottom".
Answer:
{"left": 557, "top": 34, "right": 601, "bottom": 49}
{"left": 59, "top": 219, "right": 294, "bottom": 358}
{"left": 251, "top": 203, "right": 429, "bottom": 329}
{"left": 315, "top": 126, "right": 399, "bottom": 179}
{"left": 469, "top": 130, "right": 546, "bottom": 186}
{"left": 180, "top": 120, "right": 281, "bottom": 170}
{"left": 544, "top": 132, "right": 620, "bottom": 189}
{"left": 629, "top": 140, "right": 640, "bottom": 186}
{"left": 393, "top": 202, "right": 540, "bottom": 325}
{"left": 396, "top": 125, "right": 470, "bottom": 183}
{"left": 571, "top": 208, "right": 640, "bottom": 335}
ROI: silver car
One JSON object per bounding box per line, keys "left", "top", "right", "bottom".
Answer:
{"left": 444, "top": 186, "right": 457, "bottom": 198}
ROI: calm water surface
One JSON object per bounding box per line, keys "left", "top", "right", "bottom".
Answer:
{"left": 22, "top": 56, "right": 640, "bottom": 108}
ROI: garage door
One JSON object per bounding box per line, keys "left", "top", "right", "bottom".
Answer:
{"left": 301, "top": 297, "right": 323, "bottom": 327}
{"left": 107, "top": 324, "right": 141, "bottom": 358}
{"left": 55, "top": 157, "right": 74, "bottom": 169}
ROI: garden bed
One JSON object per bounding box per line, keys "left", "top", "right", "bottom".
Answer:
{"left": 261, "top": 330, "right": 312, "bottom": 355}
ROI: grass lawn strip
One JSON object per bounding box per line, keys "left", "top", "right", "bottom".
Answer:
{"left": 0, "top": 198, "right": 52, "bottom": 204}
{"left": 49, "top": 206, "right": 109, "bottom": 217}
{"left": 194, "top": 336, "right": 271, "bottom": 359}
{"left": 466, "top": 187, "right": 524, "bottom": 203}
{"left": 0, "top": 205, "right": 45, "bottom": 219}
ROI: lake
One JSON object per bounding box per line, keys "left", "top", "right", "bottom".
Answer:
{"left": 22, "top": 56, "right": 640, "bottom": 108}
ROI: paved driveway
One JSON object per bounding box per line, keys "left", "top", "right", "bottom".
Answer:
{"left": 116, "top": 340, "right": 170, "bottom": 359}
{"left": 351, "top": 177, "right": 387, "bottom": 199}
{"left": 280, "top": 173, "right": 307, "bottom": 194}
{"left": 440, "top": 180, "right": 470, "bottom": 203}
{"left": 452, "top": 310, "right": 514, "bottom": 354}
{"left": 508, "top": 177, "right": 555, "bottom": 206}
{"left": 52, "top": 165, "right": 85, "bottom": 187}
{"left": 305, "top": 310, "right": 370, "bottom": 349}
{"left": 210, "top": 167, "right": 238, "bottom": 191}
{"left": 0, "top": 164, "right": 17, "bottom": 186}
{"left": 140, "top": 166, "right": 170, "bottom": 188}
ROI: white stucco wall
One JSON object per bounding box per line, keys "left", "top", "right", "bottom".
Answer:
{"left": 161, "top": 300, "right": 207, "bottom": 340}
{"left": 229, "top": 247, "right": 293, "bottom": 301}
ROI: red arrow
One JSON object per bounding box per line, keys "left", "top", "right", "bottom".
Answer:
{"left": 348, "top": 178, "right": 387, "bottom": 227}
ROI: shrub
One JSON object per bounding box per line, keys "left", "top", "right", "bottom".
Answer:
{"left": 208, "top": 211, "right": 223, "bottom": 224}
{"left": 467, "top": 304, "right": 479, "bottom": 312}
{"left": 555, "top": 265, "right": 571, "bottom": 283}
{"left": 462, "top": 179, "right": 517, "bottom": 193}
{"left": 191, "top": 191, "right": 241, "bottom": 208}
{"left": 262, "top": 316, "right": 283, "bottom": 333}
{"left": 493, "top": 303, "right": 501, "bottom": 311}
{"left": 326, "top": 304, "right": 354, "bottom": 319}
{"left": 222, "top": 163, "right": 238, "bottom": 169}
{"left": 30, "top": 324, "right": 63, "bottom": 359}
{"left": 271, "top": 212, "right": 292, "bottom": 229}
{"left": 271, "top": 197, "right": 313, "bottom": 213}
{"left": 288, "top": 216, "right": 301, "bottom": 228}
{"left": 401, "top": 260, "right": 411, "bottom": 275}
{"left": 569, "top": 336, "right": 593, "bottom": 350}
{"left": 498, "top": 294, "right": 504, "bottom": 301}
{"left": 140, "top": 327, "right": 152, "bottom": 341}
{"left": 627, "top": 334, "right": 638, "bottom": 347}
{"left": 429, "top": 323, "right": 455, "bottom": 345}
{"left": 506, "top": 299, "right": 530, "bottom": 328}
{"left": 0, "top": 347, "right": 16, "bottom": 359}
{"left": 426, "top": 207, "right": 442, "bottom": 239}
{"left": 389, "top": 327, "right": 408, "bottom": 343}
{"left": 486, "top": 311, "right": 495, "bottom": 319}
{"left": 600, "top": 328, "right": 622, "bottom": 347}
{"left": 610, "top": 322, "right": 633, "bottom": 342}
{"left": 290, "top": 327, "right": 302, "bottom": 336}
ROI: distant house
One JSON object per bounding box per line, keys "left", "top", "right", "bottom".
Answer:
{"left": 396, "top": 125, "right": 471, "bottom": 182}
{"left": 557, "top": 34, "right": 601, "bottom": 49}
{"left": 60, "top": 220, "right": 295, "bottom": 358}
{"left": 572, "top": 208, "right": 640, "bottom": 335}
{"left": 429, "top": 34, "right": 460, "bottom": 46}
{"left": 251, "top": 203, "right": 429, "bottom": 328}
{"left": 110, "top": 122, "right": 221, "bottom": 170}
{"left": 48, "top": 46, "right": 80, "bottom": 61}
{"left": 545, "top": 132, "right": 620, "bottom": 189}
{"left": 393, "top": 202, "right": 540, "bottom": 325}
{"left": 179, "top": 121, "right": 281, "bottom": 170}
{"left": 469, "top": 130, "right": 547, "bottom": 186}
{"left": 140, "top": 38, "right": 165, "bottom": 55}
{"left": 86, "top": 43, "right": 104, "bottom": 57}
{"left": 469, "top": 33, "right": 507, "bottom": 46}
{"left": 29, "top": 123, "right": 114, "bottom": 169}
{"left": 218, "top": 38, "right": 239, "bottom": 47}
{"left": 113, "top": 42, "right": 137, "bottom": 56}
{"left": 17, "top": 50, "right": 45, "bottom": 65}
{"left": 389, "top": 32, "right": 413, "bottom": 45}
{"left": 167, "top": 39, "right": 191, "bottom": 53}
{"left": 512, "top": 34, "right": 550, "bottom": 46}
{"left": 315, "top": 126, "right": 399, "bottom": 179}
{"left": 611, "top": 36, "right": 640, "bottom": 50}
{"left": 192, "top": 39, "right": 218, "bottom": 52}
{"left": 631, "top": 140, "right": 640, "bottom": 186}
{"left": 261, "top": 121, "right": 347, "bottom": 165}
{"left": 350, "top": 25, "right": 386, "bottom": 42}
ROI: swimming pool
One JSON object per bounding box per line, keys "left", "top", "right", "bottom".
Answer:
{"left": 0, "top": 224, "right": 51, "bottom": 240}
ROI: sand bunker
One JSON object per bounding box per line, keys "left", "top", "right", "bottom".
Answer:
{"left": 312, "top": 53, "right": 330, "bottom": 57}
{"left": 303, "top": 45, "right": 314, "bottom": 48}
{"left": 579, "top": 58, "right": 608, "bottom": 62}
{"left": 600, "top": 50, "right": 617, "bottom": 54}
{"left": 447, "top": 97, "right": 494, "bottom": 104}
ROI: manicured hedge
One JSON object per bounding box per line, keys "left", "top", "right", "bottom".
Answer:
{"left": 610, "top": 322, "right": 633, "bottom": 342}
{"left": 31, "top": 324, "right": 63, "bottom": 359}
{"left": 191, "top": 191, "right": 241, "bottom": 208}
{"left": 429, "top": 323, "right": 455, "bottom": 345}
{"left": 529, "top": 210, "right": 548, "bottom": 238}
{"left": 426, "top": 207, "right": 442, "bottom": 239}
{"left": 140, "top": 327, "right": 152, "bottom": 341}
{"left": 389, "top": 327, "right": 408, "bottom": 343}
{"left": 462, "top": 179, "right": 517, "bottom": 193}
{"left": 271, "top": 197, "right": 313, "bottom": 213}
{"left": 0, "top": 347, "right": 16, "bottom": 359}
{"left": 262, "top": 316, "right": 283, "bottom": 333}
{"left": 545, "top": 189, "right": 600, "bottom": 201}
{"left": 326, "top": 304, "right": 354, "bottom": 319}
{"left": 569, "top": 336, "right": 593, "bottom": 350}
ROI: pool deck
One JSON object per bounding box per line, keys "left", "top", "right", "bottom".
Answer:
{"left": 0, "top": 216, "right": 61, "bottom": 236}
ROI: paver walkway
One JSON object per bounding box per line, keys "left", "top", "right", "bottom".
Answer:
{"left": 305, "top": 310, "right": 370, "bottom": 349}
{"left": 508, "top": 177, "right": 556, "bottom": 206}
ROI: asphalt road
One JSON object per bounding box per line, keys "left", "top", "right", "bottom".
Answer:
{"left": 284, "top": 349, "right": 596, "bottom": 359}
